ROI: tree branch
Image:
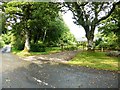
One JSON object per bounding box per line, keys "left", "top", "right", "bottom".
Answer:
{"left": 96, "top": 1, "right": 120, "bottom": 24}
{"left": 15, "top": 12, "right": 24, "bottom": 16}
{"left": 97, "top": 2, "right": 104, "bottom": 13}
{"left": 79, "top": 2, "right": 88, "bottom": 6}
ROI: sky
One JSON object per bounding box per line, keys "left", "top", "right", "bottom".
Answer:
{"left": 62, "top": 10, "right": 98, "bottom": 41}
{"left": 62, "top": 11, "right": 87, "bottom": 41}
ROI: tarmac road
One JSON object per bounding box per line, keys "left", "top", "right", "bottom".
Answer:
{"left": 1, "top": 52, "right": 119, "bottom": 88}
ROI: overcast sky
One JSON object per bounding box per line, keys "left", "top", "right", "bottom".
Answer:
{"left": 62, "top": 10, "right": 98, "bottom": 41}
{"left": 62, "top": 10, "right": 87, "bottom": 41}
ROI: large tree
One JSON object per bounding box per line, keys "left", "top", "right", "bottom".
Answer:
{"left": 63, "top": 1, "right": 120, "bottom": 50}
{"left": 2, "top": 1, "right": 60, "bottom": 52}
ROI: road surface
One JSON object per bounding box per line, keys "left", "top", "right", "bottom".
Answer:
{"left": 0, "top": 52, "right": 119, "bottom": 88}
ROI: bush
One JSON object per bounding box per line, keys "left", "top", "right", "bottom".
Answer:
{"left": 64, "top": 45, "right": 78, "bottom": 51}
{"left": 13, "top": 43, "right": 24, "bottom": 50}
{"left": 30, "top": 43, "right": 46, "bottom": 52}
{"left": 1, "top": 33, "right": 12, "bottom": 45}
{"left": 12, "top": 37, "right": 24, "bottom": 50}
{"left": 0, "top": 39, "right": 5, "bottom": 48}
{"left": 0, "top": 42, "right": 4, "bottom": 48}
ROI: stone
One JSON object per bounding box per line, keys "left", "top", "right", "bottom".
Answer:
{"left": 1, "top": 45, "right": 11, "bottom": 53}
{"left": 106, "top": 51, "right": 120, "bottom": 57}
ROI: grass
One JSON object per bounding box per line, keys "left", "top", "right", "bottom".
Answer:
{"left": 68, "top": 51, "right": 120, "bottom": 71}
{"left": 12, "top": 47, "right": 61, "bottom": 57}
{"left": 12, "top": 47, "right": 120, "bottom": 71}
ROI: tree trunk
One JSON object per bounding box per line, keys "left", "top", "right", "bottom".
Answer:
{"left": 84, "top": 25, "right": 95, "bottom": 51}
{"left": 87, "top": 38, "right": 94, "bottom": 51}
{"left": 43, "top": 29, "right": 47, "bottom": 42}
{"left": 24, "top": 30, "right": 30, "bottom": 52}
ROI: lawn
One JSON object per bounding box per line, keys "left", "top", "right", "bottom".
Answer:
{"left": 68, "top": 51, "right": 120, "bottom": 71}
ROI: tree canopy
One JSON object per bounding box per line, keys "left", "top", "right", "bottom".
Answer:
{"left": 1, "top": 1, "right": 76, "bottom": 52}
{"left": 2, "top": 2, "right": 57, "bottom": 51}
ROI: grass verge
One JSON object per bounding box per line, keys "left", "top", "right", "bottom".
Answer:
{"left": 12, "top": 47, "right": 61, "bottom": 57}
{"left": 68, "top": 51, "right": 120, "bottom": 71}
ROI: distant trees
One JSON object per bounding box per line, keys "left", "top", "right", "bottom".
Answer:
{"left": 44, "top": 17, "right": 76, "bottom": 47}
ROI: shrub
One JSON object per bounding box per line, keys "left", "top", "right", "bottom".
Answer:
{"left": 64, "top": 45, "right": 78, "bottom": 51}
{"left": 12, "top": 37, "right": 24, "bottom": 50}
{"left": 0, "top": 37, "right": 5, "bottom": 48}
{"left": 30, "top": 43, "right": 46, "bottom": 52}
{"left": 1, "top": 33, "right": 11, "bottom": 45}
{"left": 13, "top": 43, "right": 24, "bottom": 50}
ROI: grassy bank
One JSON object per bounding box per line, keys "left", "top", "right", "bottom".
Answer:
{"left": 12, "top": 47, "right": 61, "bottom": 57}
{"left": 68, "top": 51, "right": 120, "bottom": 71}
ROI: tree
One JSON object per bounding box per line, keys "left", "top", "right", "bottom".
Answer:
{"left": 2, "top": 1, "right": 60, "bottom": 52}
{"left": 0, "top": 10, "right": 6, "bottom": 34}
{"left": 44, "top": 16, "right": 76, "bottom": 47}
{"left": 98, "top": 4, "right": 120, "bottom": 50}
{"left": 95, "top": 32, "right": 118, "bottom": 51}
{"left": 63, "top": 1, "right": 120, "bottom": 50}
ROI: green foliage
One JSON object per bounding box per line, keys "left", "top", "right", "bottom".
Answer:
{"left": 30, "top": 43, "right": 45, "bottom": 52}
{"left": 2, "top": 1, "right": 76, "bottom": 52}
{"left": 60, "top": 31, "right": 76, "bottom": 45}
{"left": 45, "top": 17, "right": 76, "bottom": 47}
{"left": 2, "top": 2, "right": 60, "bottom": 51}
{"left": 98, "top": 4, "right": 120, "bottom": 50}
{"left": 1, "top": 32, "right": 12, "bottom": 44}
{"left": 95, "top": 32, "right": 118, "bottom": 50}
{"left": 12, "top": 47, "right": 61, "bottom": 57}
{"left": 44, "top": 18, "right": 67, "bottom": 46}
{"left": 64, "top": 2, "right": 119, "bottom": 50}
{"left": 10, "top": 23, "right": 25, "bottom": 50}
{"left": 12, "top": 38, "right": 24, "bottom": 50}
{"left": 0, "top": 12, "right": 6, "bottom": 34}
{"left": 0, "top": 37, "right": 5, "bottom": 48}
{"left": 64, "top": 45, "right": 78, "bottom": 51}
{"left": 76, "top": 41, "right": 87, "bottom": 50}
{"left": 1, "top": 31, "right": 24, "bottom": 50}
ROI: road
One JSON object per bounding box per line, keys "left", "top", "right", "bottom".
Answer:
{"left": 0, "top": 52, "right": 119, "bottom": 88}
